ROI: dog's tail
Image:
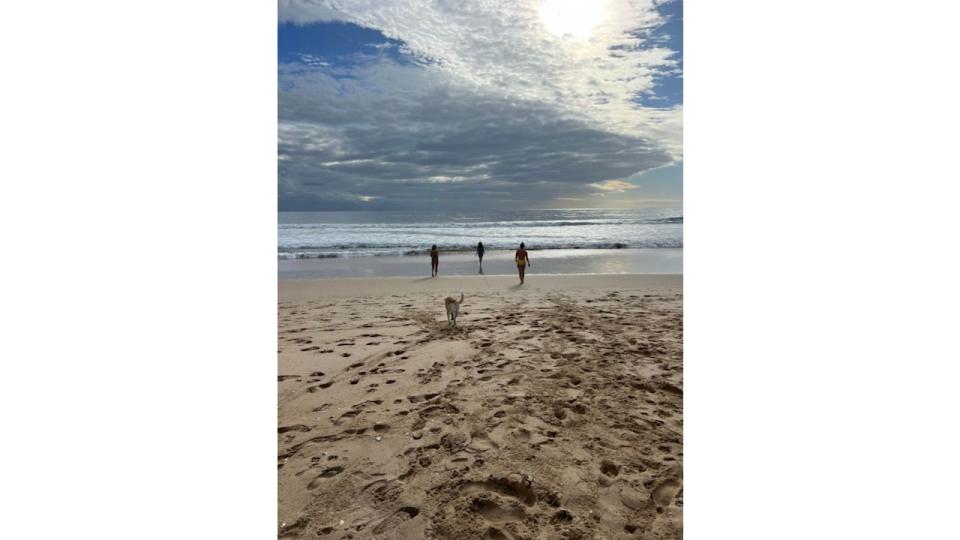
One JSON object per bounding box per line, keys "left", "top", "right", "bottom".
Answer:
{"left": 458, "top": 292, "right": 464, "bottom": 304}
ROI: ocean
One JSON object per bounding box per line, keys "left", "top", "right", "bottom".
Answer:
{"left": 278, "top": 208, "right": 682, "bottom": 278}
{"left": 278, "top": 207, "right": 682, "bottom": 260}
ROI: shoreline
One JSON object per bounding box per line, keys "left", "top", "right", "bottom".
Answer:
{"left": 278, "top": 245, "right": 677, "bottom": 259}
{"left": 279, "top": 248, "right": 682, "bottom": 280}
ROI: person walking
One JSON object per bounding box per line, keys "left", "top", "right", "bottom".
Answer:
{"left": 476, "top": 242, "right": 485, "bottom": 274}
{"left": 514, "top": 242, "right": 530, "bottom": 284}
{"left": 430, "top": 244, "right": 439, "bottom": 277}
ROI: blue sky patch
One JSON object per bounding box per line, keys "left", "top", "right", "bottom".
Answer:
{"left": 634, "top": 0, "right": 683, "bottom": 108}
{"left": 279, "top": 21, "right": 411, "bottom": 69}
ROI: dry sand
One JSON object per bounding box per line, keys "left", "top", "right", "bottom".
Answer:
{"left": 279, "top": 274, "right": 683, "bottom": 539}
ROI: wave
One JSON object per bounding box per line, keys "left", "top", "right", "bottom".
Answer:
{"left": 278, "top": 209, "right": 682, "bottom": 260}
{"left": 278, "top": 217, "right": 682, "bottom": 230}
{"left": 648, "top": 216, "right": 683, "bottom": 224}
{"left": 278, "top": 240, "right": 682, "bottom": 259}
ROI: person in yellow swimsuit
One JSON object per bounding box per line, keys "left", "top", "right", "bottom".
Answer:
{"left": 514, "top": 242, "right": 531, "bottom": 284}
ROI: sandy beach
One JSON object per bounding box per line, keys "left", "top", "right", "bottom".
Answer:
{"left": 279, "top": 274, "right": 683, "bottom": 539}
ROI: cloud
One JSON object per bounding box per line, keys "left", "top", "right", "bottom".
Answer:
{"left": 588, "top": 179, "right": 638, "bottom": 192}
{"left": 278, "top": 0, "right": 682, "bottom": 210}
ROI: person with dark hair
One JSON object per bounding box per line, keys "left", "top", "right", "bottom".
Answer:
{"left": 430, "top": 244, "right": 439, "bottom": 277}
{"left": 476, "top": 242, "right": 485, "bottom": 274}
{"left": 514, "top": 242, "right": 530, "bottom": 284}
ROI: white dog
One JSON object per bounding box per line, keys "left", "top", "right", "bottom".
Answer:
{"left": 445, "top": 292, "right": 464, "bottom": 328}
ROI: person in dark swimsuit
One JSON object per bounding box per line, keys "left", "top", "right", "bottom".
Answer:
{"left": 430, "top": 244, "right": 439, "bottom": 277}
{"left": 514, "top": 242, "right": 530, "bottom": 284}
{"left": 476, "top": 242, "right": 485, "bottom": 274}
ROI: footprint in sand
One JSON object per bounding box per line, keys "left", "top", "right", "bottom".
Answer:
{"left": 600, "top": 460, "right": 620, "bottom": 477}
{"left": 308, "top": 381, "right": 334, "bottom": 392}
{"left": 483, "top": 526, "right": 511, "bottom": 539}
{"left": 461, "top": 477, "right": 538, "bottom": 506}
{"left": 508, "top": 428, "right": 532, "bottom": 442}
{"left": 469, "top": 495, "right": 527, "bottom": 523}
{"left": 371, "top": 506, "right": 420, "bottom": 535}
{"left": 551, "top": 509, "right": 574, "bottom": 524}
{"left": 278, "top": 424, "right": 311, "bottom": 434}
{"left": 651, "top": 478, "right": 682, "bottom": 509}
{"left": 307, "top": 466, "right": 344, "bottom": 489}
{"left": 467, "top": 429, "right": 500, "bottom": 451}
{"left": 407, "top": 393, "right": 438, "bottom": 404}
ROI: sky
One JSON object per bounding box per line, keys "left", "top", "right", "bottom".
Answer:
{"left": 278, "top": 0, "right": 682, "bottom": 211}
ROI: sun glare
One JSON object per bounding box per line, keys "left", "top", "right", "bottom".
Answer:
{"left": 539, "top": 0, "right": 608, "bottom": 40}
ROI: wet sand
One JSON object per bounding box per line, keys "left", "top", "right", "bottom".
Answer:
{"left": 279, "top": 274, "right": 683, "bottom": 539}
{"left": 279, "top": 248, "right": 683, "bottom": 279}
